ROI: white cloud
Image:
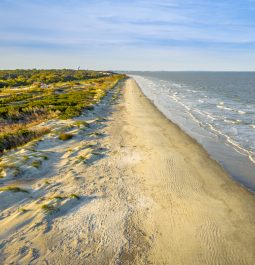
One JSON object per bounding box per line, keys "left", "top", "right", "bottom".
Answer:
{"left": 0, "top": 0, "right": 255, "bottom": 69}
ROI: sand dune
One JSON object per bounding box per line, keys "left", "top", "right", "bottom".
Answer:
{"left": 1, "top": 78, "right": 255, "bottom": 264}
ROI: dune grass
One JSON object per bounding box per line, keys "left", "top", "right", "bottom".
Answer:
{"left": 74, "top": 121, "right": 89, "bottom": 127}
{"left": 0, "top": 167, "right": 4, "bottom": 178}
{"left": 53, "top": 195, "right": 65, "bottom": 200}
{"left": 0, "top": 186, "right": 28, "bottom": 193}
{"left": 0, "top": 127, "right": 50, "bottom": 153}
{"left": 58, "top": 133, "right": 74, "bottom": 141}
{"left": 41, "top": 204, "right": 56, "bottom": 213}
{"left": 70, "top": 194, "right": 80, "bottom": 200}
{"left": 0, "top": 71, "right": 126, "bottom": 152}
{"left": 32, "top": 160, "right": 42, "bottom": 168}
{"left": 19, "top": 208, "right": 29, "bottom": 213}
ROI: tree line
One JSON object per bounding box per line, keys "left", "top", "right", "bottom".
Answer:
{"left": 0, "top": 69, "right": 112, "bottom": 88}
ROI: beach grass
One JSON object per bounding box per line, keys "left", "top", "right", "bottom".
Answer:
{"left": 69, "top": 194, "right": 80, "bottom": 200}
{"left": 41, "top": 204, "right": 56, "bottom": 213}
{"left": 58, "top": 133, "right": 74, "bottom": 141}
{"left": 32, "top": 160, "right": 42, "bottom": 168}
{"left": 0, "top": 70, "right": 126, "bottom": 152}
{"left": 53, "top": 195, "right": 65, "bottom": 200}
{"left": 0, "top": 186, "right": 28, "bottom": 193}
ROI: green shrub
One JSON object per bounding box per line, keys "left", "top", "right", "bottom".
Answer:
{"left": 58, "top": 133, "right": 73, "bottom": 141}
{"left": 0, "top": 128, "right": 50, "bottom": 152}
{"left": 41, "top": 204, "right": 56, "bottom": 212}
{"left": 0, "top": 186, "right": 28, "bottom": 193}
{"left": 32, "top": 160, "right": 42, "bottom": 168}
{"left": 70, "top": 194, "right": 80, "bottom": 200}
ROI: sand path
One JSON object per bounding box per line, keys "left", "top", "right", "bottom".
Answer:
{"left": 1, "top": 78, "right": 255, "bottom": 264}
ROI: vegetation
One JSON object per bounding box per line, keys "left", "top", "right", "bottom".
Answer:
{"left": 70, "top": 194, "right": 80, "bottom": 200}
{"left": 53, "top": 195, "right": 65, "bottom": 200}
{"left": 0, "top": 167, "right": 4, "bottom": 178}
{"left": 32, "top": 160, "right": 42, "bottom": 168}
{"left": 0, "top": 128, "right": 50, "bottom": 153}
{"left": 0, "top": 69, "right": 126, "bottom": 153}
{"left": 19, "top": 208, "right": 28, "bottom": 213}
{"left": 58, "top": 133, "right": 74, "bottom": 141}
{"left": 41, "top": 204, "right": 56, "bottom": 212}
{"left": 0, "top": 186, "right": 28, "bottom": 193}
{"left": 0, "top": 69, "right": 112, "bottom": 88}
{"left": 74, "top": 121, "right": 89, "bottom": 127}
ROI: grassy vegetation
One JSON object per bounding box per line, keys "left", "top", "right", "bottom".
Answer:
{"left": 53, "top": 195, "right": 65, "bottom": 200}
{"left": 74, "top": 121, "right": 89, "bottom": 127}
{"left": 0, "top": 69, "right": 126, "bottom": 153}
{"left": 58, "top": 133, "right": 74, "bottom": 141}
{"left": 0, "top": 186, "right": 28, "bottom": 193}
{"left": 70, "top": 194, "right": 80, "bottom": 200}
{"left": 0, "top": 69, "right": 111, "bottom": 88}
{"left": 19, "top": 208, "right": 28, "bottom": 213}
{"left": 0, "top": 127, "right": 50, "bottom": 153}
{"left": 32, "top": 160, "right": 42, "bottom": 168}
{"left": 0, "top": 167, "right": 4, "bottom": 178}
{"left": 41, "top": 204, "right": 56, "bottom": 213}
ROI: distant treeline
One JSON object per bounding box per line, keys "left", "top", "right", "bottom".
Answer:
{"left": 0, "top": 69, "right": 112, "bottom": 88}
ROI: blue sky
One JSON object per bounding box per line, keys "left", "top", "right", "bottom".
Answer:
{"left": 1, "top": 0, "right": 255, "bottom": 70}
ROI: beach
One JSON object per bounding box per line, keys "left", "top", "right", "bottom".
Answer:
{"left": 1, "top": 78, "right": 255, "bottom": 264}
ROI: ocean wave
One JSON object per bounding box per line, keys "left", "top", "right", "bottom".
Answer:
{"left": 205, "top": 122, "right": 255, "bottom": 164}
{"left": 217, "top": 105, "right": 233, "bottom": 111}
{"left": 224, "top": 119, "right": 241, "bottom": 124}
{"left": 216, "top": 104, "right": 247, "bottom": 115}
{"left": 133, "top": 74, "right": 255, "bottom": 166}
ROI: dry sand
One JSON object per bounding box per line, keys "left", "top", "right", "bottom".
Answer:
{"left": 0, "top": 78, "right": 255, "bottom": 264}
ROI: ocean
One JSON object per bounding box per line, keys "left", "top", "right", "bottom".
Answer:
{"left": 130, "top": 72, "right": 255, "bottom": 191}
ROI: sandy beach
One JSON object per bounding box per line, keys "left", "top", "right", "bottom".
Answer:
{"left": 1, "top": 78, "right": 255, "bottom": 264}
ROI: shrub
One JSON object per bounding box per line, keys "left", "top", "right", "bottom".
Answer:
{"left": 74, "top": 121, "right": 89, "bottom": 127}
{"left": 70, "top": 194, "right": 80, "bottom": 200}
{"left": 32, "top": 160, "right": 42, "bottom": 168}
{"left": 0, "top": 186, "right": 28, "bottom": 193}
{"left": 41, "top": 204, "right": 56, "bottom": 212}
{"left": 58, "top": 133, "right": 73, "bottom": 141}
{"left": 53, "top": 195, "right": 65, "bottom": 200}
{"left": 0, "top": 128, "right": 50, "bottom": 153}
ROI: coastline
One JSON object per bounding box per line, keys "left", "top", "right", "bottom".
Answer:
{"left": 132, "top": 74, "right": 255, "bottom": 192}
{"left": 1, "top": 78, "right": 255, "bottom": 264}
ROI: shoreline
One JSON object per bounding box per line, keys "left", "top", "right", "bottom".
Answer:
{"left": 1, "top": 78, "right": 255, "bottom": 264}
{"left": 132, "top": 74, "right": 255, "bottom": 192}
{"left": 118, "top": 78, "right": 255, "bottom": 264}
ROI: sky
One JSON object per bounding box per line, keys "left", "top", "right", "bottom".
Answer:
{"left": 0, "top": 0, "right": 255, "bottom": 70}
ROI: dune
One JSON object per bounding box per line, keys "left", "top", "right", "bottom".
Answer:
{"left": 0, "top": 78, "right": 255, "bottom": 265}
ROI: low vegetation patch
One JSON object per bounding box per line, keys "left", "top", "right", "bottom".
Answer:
{"left": 59, "top": 133, "right": 74, "bottom": 141}
{"left": 0, "top": 127, "right": 50, "bottom": 153}
{"left": 0, "top": 167, "right": 4, "bottom": 178}
{"left": 53, "top": 195, "right": 65, "bottom": 200}
{"left": 41, "top": 204, "right": 56, "bottom": 213}
{"left": 69, "top": 193, "right": 80, "bottom": 200}
{"left": 19, "top": 208, "right": 28, "bottom": 213}
{"left": 32, "top": 160, "right": 42, "bottom": 168}
{"left": 39, "top": 155, "right": 48, "bottom": 160}
{"left": 0, "top": 186, "right": 28, "bottom": 193}
{"left": 0, "top": 69, "right": 126, "bottom": 152}
{"left": 74, "top": 121, "right": 89, "bottom": 127}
